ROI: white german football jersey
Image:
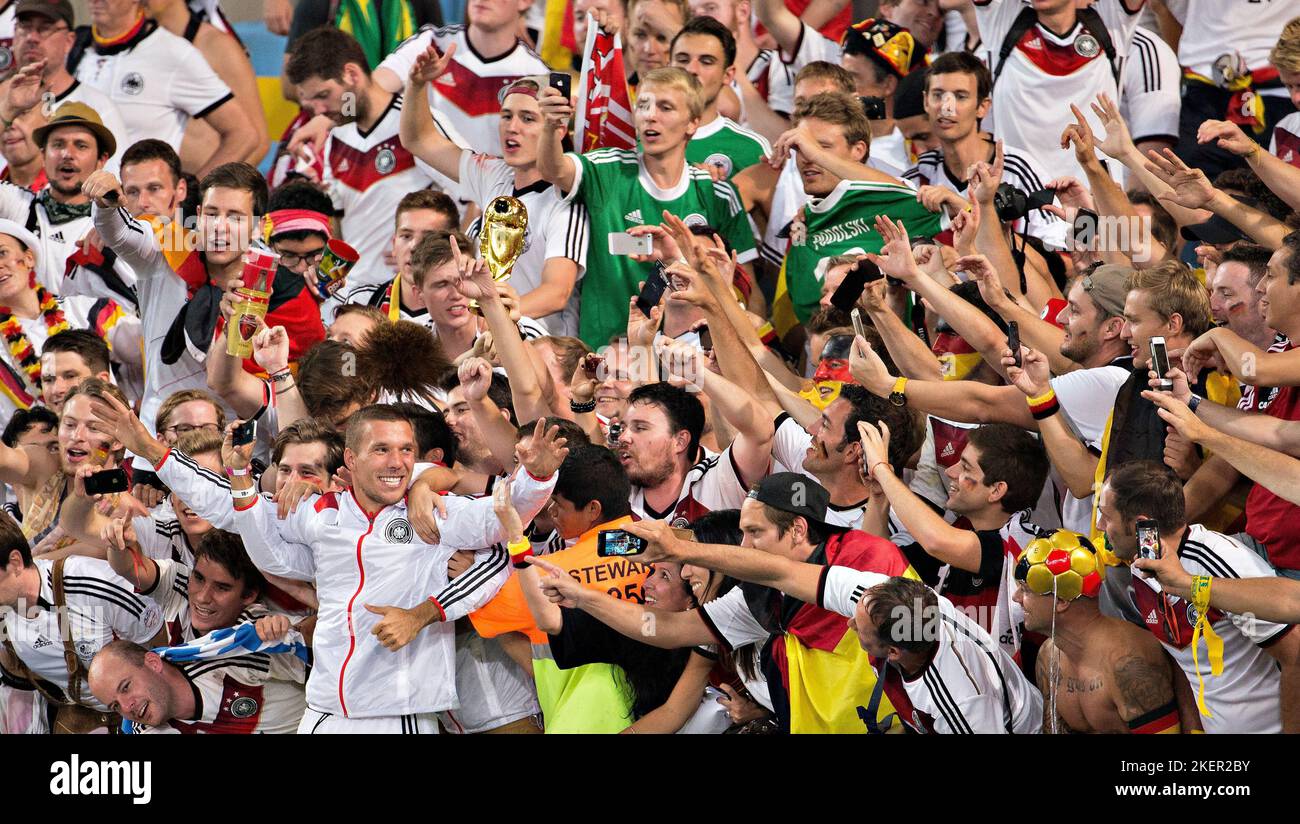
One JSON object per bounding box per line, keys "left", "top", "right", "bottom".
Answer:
{"left": 437, "top": 628, "right": 539, "bottom": 734}
{"left": 322, "top": 94, "right": 443, "bottom": 290}
{"left": 2, "top": 557, "right": 164, "bottom": 712}
{"left": 131, "top": 514, "right": 195, "bottom": 565}
{"left": 134, "top": 646, "right": 308, "bottom": 734}
{"left": 1127, "top": 525, "right": 1292, "bottom": 734}
{"left": 975, "top": 0, "right": 1143, "bottom": 184}
{"left": 72, "top": 21, "right": 234, "bottom": 153}
{"left": 903, "top": 141, "right": 1069, "bottom": 249}
{"left": 628, "top": 446, "right": 754, "bottom": 526}
{"left": 869, "top": 127, "right": 912, "bottom": 180}
{"left": 459, "top": 152, "right": 590, "bottom": 337}
{"left": 1171, "top": 0, "right": 1297, "bottom": 83}
{"left": 770, "top": 413, "right": 870, "bottom": 528}
{"left": 1120, "top": 26, "right": 1180, "bottom": 145}
{"left": 746, "top": 48, "right": 796, "bottom": 116}
{"left": 1271, "top": 112, "right": 1300, "bottom": 169}
{"left": 820, "top": 565, "right": 1043, "bottom": 733}
{"left": 138, "top": 557, "right": 267, "bottom": 646}
{"left": 378, "top": 24, "right": 548, "bottom": 157}
{"left": 782, "top": 21, "right": 841, "bottom": 71}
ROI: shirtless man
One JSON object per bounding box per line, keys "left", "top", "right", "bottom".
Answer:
{"left": 1012, "top": 531, "right": 1199, "bottom": 734}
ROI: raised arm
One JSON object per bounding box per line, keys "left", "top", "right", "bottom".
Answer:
{"left": 1006, "top": 348, "right": 1098, "bottom": 498}
{"left": 752, "top": 0, "right": 804, "bottom": 56}
{"left": 226, "top": 428, "right": 317, "bottom": 582}
{"left": 537, "top": 86, "right": 578, "bottom": 194}
{"left": 1145, "top": 148, "right": 1290, "bottom": 249}
{"left": 84, "top": 175, "right": 165, "bottom": 273}
{"left": 398, "top": 43, "right": 464, "bottom": 182}
{"left": 1199, "top": 119, "right": 1300, "bottom": 214}
{"left": 1135, "top": 547, "right": 1300, "bottom": 624}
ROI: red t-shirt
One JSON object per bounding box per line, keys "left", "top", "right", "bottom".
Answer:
{"left": 1245, "top": 365, "right": 1300, "bottom": 570}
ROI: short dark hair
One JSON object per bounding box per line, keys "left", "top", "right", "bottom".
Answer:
{"left": 867, "top": 577, "right": 938, "bottom": 653}
{"left": 795, "top": 61, "right": 855, "bottom": 95}
{"left": 836, "top": 384, "right": 922, "bottom": 472}
{"left": 286, "top": 26, "right": 370, "bottom": 85}
{"left": 1282, "top": 231, "right": 1300, "bottom": 286}
{"left": 272, "top": 417, "right": 347, "bottom": 476}
{"left": 627, "top": 382, "right": 706, "bottom": 464}
{"left": 688, "top": 508, "right": 742, "bottom": 546}
{"left": 266, "top": 180, "right": 334, "bottom": 242}
{"left": 344, "top": 404, "right": 413, "bottom": 452}
{"left": 120, "top": 139, "right": 182, "bottom": 185}
{"left": 192, "top": 529, "right": 266, "bottom": 598}
{"left": 1106, "top": 460, "right": 1186, "bottom": 529}
{"left": 553, "top": 445, "right": 631, "bottom": 521}
{"left": 63, "top": 376, "right": 128, "bottom": 412}
{"left": 391, "top": 402, "right": 459, "bottom": 467}
{"left": 966, "top": 423, "right": 1048, "bottom": 515}
{"left": 515, "top": 417, "right": 591, "bottom": 450}
{"left": 199, "top": 162, "right": 269, "bottom": 218}
{"left": 1126, "top": 190, "right": 1178, "bottom": 259}
{"left": 924, "top": 51, "right": 992, "bottom": 102}
{"left": 41, "top": 329, "right": 110, "bottom": 375}
{"left": 298, "top": 340, "right": 374, "bottom": 421}
{"left": 1, "top": 406, "right": 58, "bottom": 448}
{"left": 1220, "top": 242, "right": 1274, "bottom": 288}
{"left": 0, "top": 511, "right": 31, "bottom": 567}
{"left": 410, "top": 229, "right": 471, "bottom": 288}
{"left": 489, "top": 374, "right": 516, "bottom": 427}
{"left": 395, "top": 189, "right": 458, "bottom": 229}
{"left": 670, "top": 15, "right": 736, "bottom": 69}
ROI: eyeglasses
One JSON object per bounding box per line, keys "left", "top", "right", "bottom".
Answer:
{"left": 164, "top": 423, "right": 221, "bottom": 437}
{"left": 276, "top": 249, "right": 326, "bottom": 269}
{"left": 15, "top": 21, "right": 69, "bottom": 39}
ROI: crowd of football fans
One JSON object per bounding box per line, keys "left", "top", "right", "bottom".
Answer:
{"left": 1, "top": 0, "right": 1300, "bottom": 734}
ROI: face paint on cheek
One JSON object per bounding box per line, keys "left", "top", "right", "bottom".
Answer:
{"left": 812, "top": 358, "right": 854, "bottom": 384}
{"left": 1226, "top": 300, "right": 1247, "bottom": 315}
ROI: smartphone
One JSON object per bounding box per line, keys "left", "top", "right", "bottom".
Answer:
{"left": 1007, "top": 321, "right": 1021, "bottom": 369}
{"left": 698, "top": 325, "right": 713, "bottom": 351}
{"left": 635, "top": 262, "right": 670, "bottom": 315}
{"left": 609, "top": 232, "right": 653, "bottom": 256}
{"left": 1072, "top": 208, "right": 1098, "bottom": 249}
{"left": 549, "top": 71, "right": 571, "bottom": 101}
{"left": 582, "top": 352, "right": 604, "bottom": 377}
{"left": 84, "top": 468, "right": 129, "bottom": 495}
{"left": 830, "top": 259, "right": 880, "bottom": 312}
{"left": 131, "top": 469, "right": 167, "bottom": 492}
{"left": 1149, "top": 336, "right": 1173, "bottom": 391}
{"left": 1137, "top": 519, "right": 1161, "bottom": 560}
{"left": 606, "top": 421, "right": 623, "bottom": 447}
{"left": 851, "top": 308, "right": 867, "bottom": 340}
{"left": 859, "top": 96, "right": 887, "bottom": 120}
{"left": 232, "top": 418, "right": 257, "bottom": 447}
{"left": 597, "top": 529, "right": 647, "bottom": 557}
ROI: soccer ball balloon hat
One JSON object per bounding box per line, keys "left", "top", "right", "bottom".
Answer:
{"left": 1014, "top": 530, "right": 1103, "bottom": 601}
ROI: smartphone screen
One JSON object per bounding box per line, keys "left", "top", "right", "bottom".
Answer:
{"left": 830, "top": 259, "right": 878, "bottom": 312}
{"left": 636, "top": 263, "right": 670, "bottom": 315}
{"left": 1072, "top": 208, "right": 1098, "bottom": 250}
{"left": 582, "top": 353, "right": 604, "bottom": 377}
{"left": 1150, "top": 336, "right": 1173, "bottom": 390}
{"left": 698, "top": 325, "right": 713, "bottom": 351}
{"left": 597, "top": 529, "right": 647, "bottom": 557}
{"left": 1137, "top": 519, "right": 1161, "bottom": 560}
{"left": 1007, "top": 321, "right": 1021, "bottom": 368}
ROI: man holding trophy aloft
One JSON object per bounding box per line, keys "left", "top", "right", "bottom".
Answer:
{"left": 399, "top": 46, "right": 590, "bottom": 337}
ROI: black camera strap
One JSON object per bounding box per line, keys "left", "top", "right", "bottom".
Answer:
{"left": 993, "top": 6, "right": 1119, "bottom": 87}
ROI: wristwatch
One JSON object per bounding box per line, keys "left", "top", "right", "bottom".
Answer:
{"left": 1187, "top": 394, "right": 1203, "bottom": 414}
{"left": 888, "top": 376, "right": 908, "bottom": 407}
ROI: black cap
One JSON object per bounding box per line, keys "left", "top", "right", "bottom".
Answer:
{"left": 893, "top": 66, "right": 928, "bottom": 120}
{"left": 14, "top": 0, "right": 74, "bottom": 28}
{"left": 1180, "top": 196, "right": 1256, "bottom": 245}
{"left": 748, "top": 473, "right": 833, "bottom": 527}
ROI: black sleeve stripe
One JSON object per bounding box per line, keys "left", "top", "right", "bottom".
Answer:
{"left": 1002, "top": 156, "right": 1046, "bottom": 192}
{"left": 194, "top": 92, "right": 236, "bottom": 120}
{"left": 1257, "top": 622, "right": 1294, "bottom": 649}
{"left": 171, "top": 448, "right": 232, "bottom": 490}
{"left": 924, "top": 669, "right": 975, "bottom": 734}
{"left": 1134, "top": 32, "right": 1157, "bottom": 93}
{"left": 185, "top": 658, "right": 271, "bottom": 680}
{"left": 63, "top": 585, "right": 143, "bottom": 618}
{"left": 118, "top": 206, "right": 144, "bottom": 235}
{"left": 435, "top": 546, "right": 508, "bottom": 609}
{"left": 63, "top": 575, "right": 147, "bottom": 610}
{"left": 1181, "top": 542, "right": 1241, "bottom": 579}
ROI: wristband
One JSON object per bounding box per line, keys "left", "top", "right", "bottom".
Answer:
{"left": 231, "top": 485, "right": 257, "bottom": 500}
{"left": 1188, "top": 574, "right": 1224, "bottom": 718}
{"left": 226, "top": 466, "right": 251, "bottom": 477}
{"left": 569, "top": 398, "right": 596, "bottom": 413}
{"left": 868, "top": 461, "right": 890, "bottom": 479}
{"left": 268, "top": 368, "right": 293, "bottom": 383}
{"left": 1026, "top": 388, "right": 1060, "bottom": 420}
{"left": 888, "top": 376, "right": 908, "bottom": 407}
{"left": 1188, "top": 394, "right": 1203, "bottom": 414}
{"left": 508, "top": 537, "right": 533, "bottom": 569}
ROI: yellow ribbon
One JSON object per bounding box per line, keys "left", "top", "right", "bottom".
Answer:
{"left": 1189, "top": 575, "right": 1225, "bottom": 717}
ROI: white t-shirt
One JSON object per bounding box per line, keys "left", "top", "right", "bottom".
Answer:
{"left": 1121, "top": 26, "right": 1181, "bottom": 145}
{"left": 629, "top": 447, "right": 752, "bottom": 526}
{"left": 436, "top": 629, "right": 539, "bottom": 734}
{"left": 869, "top": 127, "right": 913, "bottom": 181}
{"left": 976, "top": 0, "right": 1142, "bottom": 184}
{"left": 378, "top": 24, "right": 548, "bottom": 157}
{"left": 819, "top": 565, "right": 1044, "bottom": 733}
{"left": 459, "top": 152, "right": 590, "bottom": 337}
{"left": 1127, "top": 525, "right": 1292, "bottom": 734}
{"left": 1049, "top": 359, "right": 1131, "bottom": 533}
{"left": 2, "top": 556, "right": 163, "bottom": 711}
{"left": 761, "top": 155, "right": 808, "bottom": 266}
{"left": 73, "top": 22, "right": 234, "bottom": 153}
{"left": 745, "top": 48, "right": 796, "bottom": 117}
{"left": 1171, "top": 0, "right": 1297, "bottom": 83}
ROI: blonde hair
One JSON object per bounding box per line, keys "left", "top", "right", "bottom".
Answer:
{"left": 639, "top": 67, "right": 705, "bottom": 121}
{"left": 1127, "top": 261, "right": 1213, "bottom": 338}
{"left": 793, "top": 92, "right": 872, "bottom": 151}
{"left": 1271, "top": 17, "right": 1300, "bottom": 72}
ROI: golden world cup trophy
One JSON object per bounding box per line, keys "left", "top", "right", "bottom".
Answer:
{"left": 473, "top": 195, "right": 528, "bottom": 314}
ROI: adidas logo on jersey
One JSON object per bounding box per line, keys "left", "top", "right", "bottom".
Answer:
{"left": 1024, "top": 36, "right": 1043, "bottom": 51}
{"left": 1145, "top": 609, "right": 1159, "bottom": 625}
{"left": 940, "top": 443, "right": 955, "bottom": 458}
{"left": 624, "top": 209, "right": 643, "bottom": 224}
{"left": 49, "top": 231, "right": 64, "bottom": 243}
{"left": 32, "top": 635, "right": 52, "bottom": 649}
